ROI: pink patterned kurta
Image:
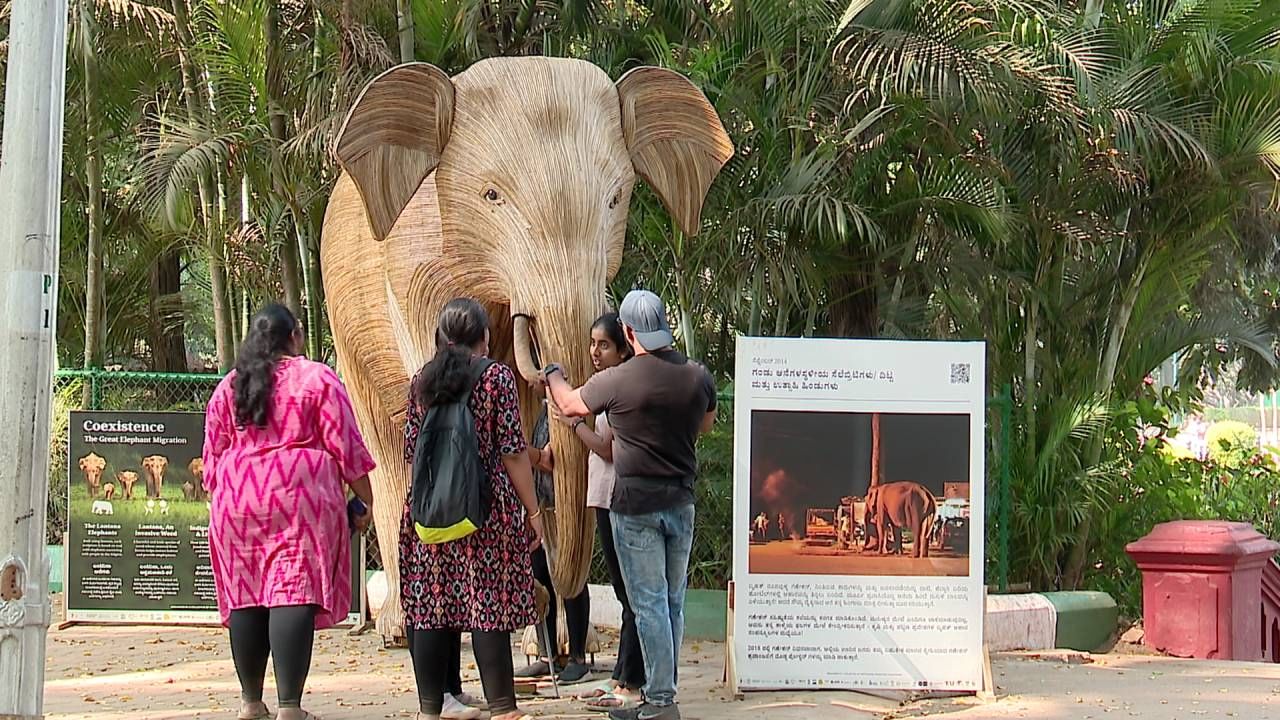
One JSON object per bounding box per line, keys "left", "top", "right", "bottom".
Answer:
{"left": 203, "top": 357, "right": 376, "bottom": 629}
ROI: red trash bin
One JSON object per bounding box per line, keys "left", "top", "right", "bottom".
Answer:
{"left": 1125, "top": 520, "right": 1279, "bottom": 661}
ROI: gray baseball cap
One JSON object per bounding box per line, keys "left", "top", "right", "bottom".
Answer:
{"left": 619, "top": 289, "right": 674, "bottom": 352}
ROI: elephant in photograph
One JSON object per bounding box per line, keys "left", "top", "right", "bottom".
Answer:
{"left": 141, "top": 455, "right": 168, "bottom": 499}
{"left": 116, "top": 470, "right": 139, "bottom": 500}
{"left": 79, "top": 453, "right": 107, "bottom": 499}
{"left": 865, "top": 481, "right": 937, "bottom": 558}
{"left": 321, "top": 56, "right": 733, "bottom": 640}
{"left": 188, "top": 458, "right": 207, "bottom": 500}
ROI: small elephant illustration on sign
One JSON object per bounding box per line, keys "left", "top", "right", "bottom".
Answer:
{"left": 91, "top": 500, "right": 114, "bottom": 516}
{"left": 78, "top": 453, "right": 107, "bottom": 499}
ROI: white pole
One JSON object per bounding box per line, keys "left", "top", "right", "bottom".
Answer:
{"left": 0, "top": 0, "right": 69, "bottom": 716}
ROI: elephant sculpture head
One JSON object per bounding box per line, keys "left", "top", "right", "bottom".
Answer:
{"left": 334, "top": 57, "right": 732, "bottom": 378}
{"left": 321, "top": 56, "right": 733, "bottom": 619}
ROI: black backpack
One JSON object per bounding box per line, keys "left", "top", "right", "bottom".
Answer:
{"left": 410, "top": 358, "right": 495, "bottom": 544}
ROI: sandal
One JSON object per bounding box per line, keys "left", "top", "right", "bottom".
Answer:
{"left": 585, "top": 691, "right": 641, "bottom": 711}
{"left": 576, "top": 679, "right": 619, "bottom": 699}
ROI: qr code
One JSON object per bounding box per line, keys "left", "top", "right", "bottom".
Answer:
{"left": 950, "top": 363, "right": 971, "bottom": 384}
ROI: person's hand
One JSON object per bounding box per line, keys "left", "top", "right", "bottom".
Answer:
{"left": 539, "top": 445, "right": 554, "bottom": 471}
{"left": 527, "top": 511, "right": 545, "bottom": 552}
{"left": 354, "top": 504, "right": 373, "bottom": 532}
{"left": 548, "top": 395, "right": 573, "bottom": 427}
{"left": 527, "top": 375, "right": 547, "bottom": 394}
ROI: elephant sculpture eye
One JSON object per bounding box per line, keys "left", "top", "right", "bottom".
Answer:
{"left": 609, "top": 189, "right": 622, "bottom": 209}
{"left": 483, "top": 188, "right": 501, "bottom": 203}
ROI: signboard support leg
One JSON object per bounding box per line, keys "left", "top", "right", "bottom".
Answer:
{"left": 723, "top": 581, "right": 742, "bottom": 699}
{"left": 56, "top": 532, "right": 76, "bottom": 630}
{"left": 978, "top": 645, "right": 996, "bottom": 701}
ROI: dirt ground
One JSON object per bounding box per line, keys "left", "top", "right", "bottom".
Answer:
{"left": 749, "top": 539, "right": 969, "bottom": 576}
{"left": 43, "top": 612, "right": 1280, "bottom": 720}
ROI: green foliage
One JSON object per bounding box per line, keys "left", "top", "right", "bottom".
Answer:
{"left": 690, "top": 413, "right": 734, "bottom": 589}
{"left": 1204, "top": 421, "right": 1258, "bottom": 467}
{"left": 1089, "top": 440, "right": 1280, "bottom": 618}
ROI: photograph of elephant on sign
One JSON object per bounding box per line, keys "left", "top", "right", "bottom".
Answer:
{"left": 748, "top": 410, "right": 973, "bottom": 577}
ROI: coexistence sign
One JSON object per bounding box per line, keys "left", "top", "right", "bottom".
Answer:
{"left": 732, "top": 338, "right": 985, "bottom": 691}
{"left": 66, "top": 410, "right": 362, "bottom": 625}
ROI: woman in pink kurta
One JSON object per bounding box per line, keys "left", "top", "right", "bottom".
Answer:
{"left": 203, "top": 303, "right": 375, "bottom": 720}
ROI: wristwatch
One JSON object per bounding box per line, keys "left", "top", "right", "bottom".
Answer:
{"left": 571, "top": 418, "right": 585, "bottom": 431}
{"left": 542, "top": 363, "right": 563, "bottom": 380}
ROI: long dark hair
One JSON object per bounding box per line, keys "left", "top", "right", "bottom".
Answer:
{"left": 415, "top": 298, "right": 490, "bottom": 409}
{"left": 592, "top": 312, "right": 633, "bottom": 362}
{"left": 233, "top": 303, "right": 299, "bottom": 428}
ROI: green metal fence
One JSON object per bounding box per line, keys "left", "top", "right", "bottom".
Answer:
{"left": 48, "top": 370, "right": 1013, "bottom": 592}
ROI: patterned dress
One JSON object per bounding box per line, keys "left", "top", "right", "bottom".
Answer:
{"left": 203, "top": 357, "right": 376, "bottom": 629}
{"left": 399, "top": 361, "right": 537, "bottom": 632}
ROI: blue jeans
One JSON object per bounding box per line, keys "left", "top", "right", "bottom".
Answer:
{"left": 611, "top": 504, "right": 695, "bottom": 707}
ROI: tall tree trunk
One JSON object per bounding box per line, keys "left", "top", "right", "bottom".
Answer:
{"left": 716, "top": 312, "right": 730, "bottom": 366}
{"left": 671, "top": 227, "right": 698, "bottom": 360}
{"left": 1063, "top": 248, "right": 1149, "bottom": 588}
{"left": 149, "top": 248, "right": 187, "bottom": 372}
{"left": 804, "top": 296, "right": 818, "bottom": 337}
{"left": 304, "top": 222, "right": 326, "bottom": 357}
{"left": 265, "top": 1, "right": 303, "bottom": 315}
{"left": 748, "top": 264, "right": 763, "bottom": 336}
{"left": 339, "top": 0, "right": 354, "bottom": 71}
{"left": 171, "top": 0, "right": 233, "bottom": 369}
{"left": 395, "top": 0, "right": 414, "bottom": 62}
{"left": 81, "top": 0, "right": 105, "bottom": 376}
{"left": 828, "top": 262, "right": 878, "bottom": 337}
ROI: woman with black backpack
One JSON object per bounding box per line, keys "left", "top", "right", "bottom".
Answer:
{"left": 399, "top": 298, "right": 544, "bottom": 720}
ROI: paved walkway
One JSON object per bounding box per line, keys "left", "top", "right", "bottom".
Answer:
{"left": 44, "top": 620, "right": 1280, "bottom": 719}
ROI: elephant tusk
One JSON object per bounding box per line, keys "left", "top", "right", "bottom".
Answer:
{"left": 511, "top": 315, "right": 542, "bottom": 385}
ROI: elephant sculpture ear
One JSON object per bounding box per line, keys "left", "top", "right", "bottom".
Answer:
{"left": 335, "top": 62, "right": 455, "bottom": 242}
{"left": 617, "top": 67, "right": 734, "bottom": 237}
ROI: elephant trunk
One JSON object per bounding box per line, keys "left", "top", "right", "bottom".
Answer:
{"left": 509, "top": 301, "right": 600, "bottom": 599}
{"left": 511, "top": 315, "right": 542, "bottom": 385}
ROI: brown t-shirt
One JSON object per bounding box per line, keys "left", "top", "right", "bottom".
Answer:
{"left": 579, "top": 350, "right": 717, "bottom": 515}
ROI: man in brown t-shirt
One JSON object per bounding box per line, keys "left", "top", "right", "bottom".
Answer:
{"left": 544, "top": 289, "right": 715, "bottom": 720}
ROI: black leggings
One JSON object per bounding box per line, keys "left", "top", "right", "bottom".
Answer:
{"left": 410, "top": 627, "right": 515, "bottom": 715}
{"left": 531, "top": 546, "right": 591, "bottom": 660}
{"left": 444, "top": 631, "right": 464, "bottom": 696}
{"left": 598, "top": 508, "right": 645, "bottom": 689}
{"left": 228, "top": 605, "right": 317, "bottom": 709}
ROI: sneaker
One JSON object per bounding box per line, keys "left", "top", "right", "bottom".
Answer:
{"left": 454, "top": 692, "right": 487, "bottom": 710}
{"left": 441, "top": 693, "right": 482, "bottom": 720}
{"left": 608, "top": 701, "right": 681, "bottom": 720}
{"left": 514, "top": 660, "right": 552, "bottom": 678}
{"left": 556, "top": 660, "right": 592, "bottom": 684}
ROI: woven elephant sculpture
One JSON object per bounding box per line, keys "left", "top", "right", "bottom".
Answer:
{"left": 320, "top": 56, "right": 733, "bottom": 641}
